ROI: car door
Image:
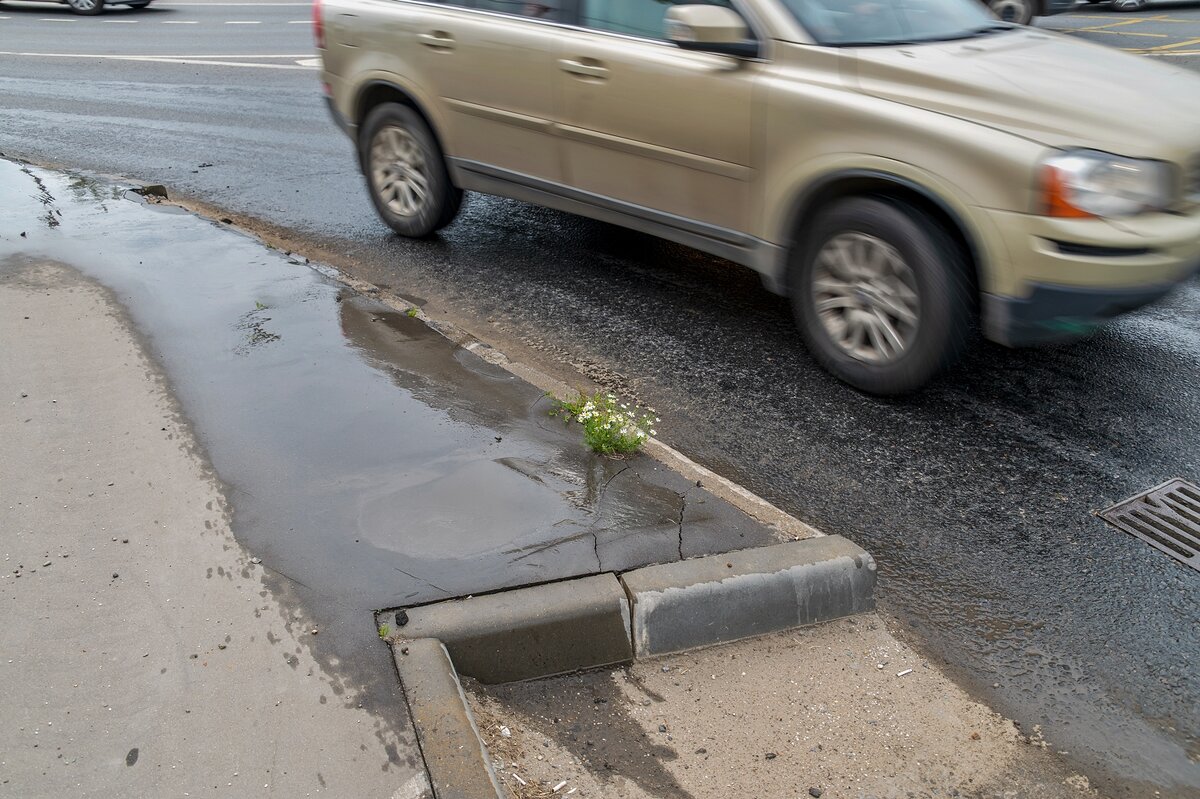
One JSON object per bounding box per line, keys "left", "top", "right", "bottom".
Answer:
{"left": 413, "top": 0, "right": 565, "bottom": 182}
{"left": 555, "top": 0, "right": 759, "bottom": 233}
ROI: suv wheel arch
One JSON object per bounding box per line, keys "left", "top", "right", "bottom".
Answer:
{"left": 353, "top": 81, "right": 449, "bottom": 175}
{"left": 782, "top": 171, "right": 981, "bottom": 308}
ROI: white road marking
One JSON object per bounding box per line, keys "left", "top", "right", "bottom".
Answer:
{"left": 287, "top": 19, "right": 310, "bottom": 23}
{"left": 0, "top": 51, "right": 318, "bottom": 69}
{"left": 294, "top": 57, "right": 320, "bottom": 66}
{"left": 159, "top": 2, "right": 312, "bottom": 5}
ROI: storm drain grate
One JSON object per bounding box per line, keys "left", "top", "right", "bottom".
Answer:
{"left": 1100, "top": 478, "right": 1200, "bottom": 573}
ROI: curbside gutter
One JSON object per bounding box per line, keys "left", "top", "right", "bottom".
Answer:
{"left": 383, "top": 535, "right": 875, "bottom": 798}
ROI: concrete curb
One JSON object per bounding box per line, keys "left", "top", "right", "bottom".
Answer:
{"left": 383, "top": 536, "right": 876, "bottom": 798}
{"left": 620, "top": 535, "right": 876, "bottom": 657}
{"left": 390, "top": 638, "right": 505, "bottom": 799}
{"left": 386, "top": 573, "right": 634, "bottom": 684}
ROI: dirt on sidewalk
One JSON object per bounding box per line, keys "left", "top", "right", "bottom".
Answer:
{"left": 465, "top": 615, "right": 1103, "bottom": 799}
{"left": 0, "top": 259, "right": 429, "bottom": 798}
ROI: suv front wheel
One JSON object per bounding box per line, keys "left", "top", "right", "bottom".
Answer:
{"left": 360, "top": 103, "right": 463, "bottom": 238}
{"left": 791, "top": 197, "right": 972, "bottom": 395}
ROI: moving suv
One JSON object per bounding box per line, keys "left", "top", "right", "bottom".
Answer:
{"left": 317, "top": 0, "right": 1200, "bottom": 395}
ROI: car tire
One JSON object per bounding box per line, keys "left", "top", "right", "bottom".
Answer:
{"left": 66, "top": 0, "right": 105, "bottom": 14}
{"left": 986, "top": 0, "right": 1035, "bottom": 25}
{"left": 1110, "top": 0, "right": 1148, "bottom": 10}
{"left": 127, "top": 1, "right": 152, "bottom": 6}
{"left": 790, "top": 197, "right": 973, "bottom": 396}
{"left": 360, "top": 103, "right": 462, "bottom": 238}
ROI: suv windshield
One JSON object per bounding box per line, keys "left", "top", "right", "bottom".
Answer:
{"left": 781, "top": 0, "right": 1005, "bottom": 46}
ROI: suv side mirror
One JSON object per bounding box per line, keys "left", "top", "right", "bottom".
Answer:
{"left": 665, "top": 5, "right": 759, "bottom": 58}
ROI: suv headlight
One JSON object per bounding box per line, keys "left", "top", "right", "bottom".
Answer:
{"left": 1040, "top": 150, "right": 1171, "bottom": 219}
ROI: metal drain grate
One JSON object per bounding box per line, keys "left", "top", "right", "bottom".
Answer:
{"left": 1101, "top": 479, "right": 1200, "bottom": 572}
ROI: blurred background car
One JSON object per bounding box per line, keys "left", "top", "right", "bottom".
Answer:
{"left": 0, "top": 0, "right": 152, "bottom": 14}
{"left": 983, "top": 0, "right": 1075, "bottom": 26}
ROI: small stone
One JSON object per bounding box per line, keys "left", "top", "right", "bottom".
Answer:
{"left": 249, "top": 557, "right": 261, "bottom": 564}
{"left": 764, "top": 752, "right": 777, "bottom": 760}
{"left": 189, "top": 654, "right": 198, "bottom": 659}
{"left": 218, "top": 644, "right": 226, "bottom": 650}
{"left": 695, "top": 748, "right": 706, "bottom": 755}
{"left": 658, "top": 724, "right": 667, "bottom": 733}
{"left": 112, "top": 573, "right": 119, "bottom": 579}
{"left": 311, "top": 628, "right": 318, "bottom": 635}
{"left": 121, "top": 539, "right": 129, "bottom": 544}
{"left": 661, "top": 666, "right": 670, "bottom": 673}
{"left": 395, "top": 610, "right": 409, "bottom": 627}
{"left": 43, "top": 561, "right": 51, "bottom": 568}
{"left": 809, "top": 788, "right": 823, "bottom": 798}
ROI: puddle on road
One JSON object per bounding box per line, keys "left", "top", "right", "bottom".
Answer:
{"left": 0, "top": 159, "right": 771, "bottom": 612}
{"left": 0, "top": 160, "right": 768, "bottom": 787}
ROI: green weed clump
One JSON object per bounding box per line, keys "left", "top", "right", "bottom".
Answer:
{"left": 552, "top": 391, "right": 658, "bottom": 456}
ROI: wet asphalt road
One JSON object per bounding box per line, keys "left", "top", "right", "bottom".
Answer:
{"left": 2, "top": 2, "right": 1199, "bottom": 795}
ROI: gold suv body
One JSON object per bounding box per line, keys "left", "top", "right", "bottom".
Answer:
{"left": 318, "top": 0, "right": 1200, "bottom": 393}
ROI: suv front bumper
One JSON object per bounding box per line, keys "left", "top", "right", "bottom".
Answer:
{"left": 982, "top": 274, "right": 1196, "bottom": 346}
{"left": 980, "top": 207, "right": 1200, "bottom": 346}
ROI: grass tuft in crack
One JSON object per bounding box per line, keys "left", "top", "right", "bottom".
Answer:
{"left": 377, "top": 624, "right": 390, "bottom": 639}
{"left": 551, "top": 391, "right": 659, "bottom": 456}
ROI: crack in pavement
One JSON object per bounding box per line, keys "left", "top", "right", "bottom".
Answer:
{"left": 391, "top": 566, "right": 450, "bottom": 597}
{"left": 677, "top": 492, "right": 686, "bottom": 561}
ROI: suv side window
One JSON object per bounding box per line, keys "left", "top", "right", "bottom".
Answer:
{"left": 579, "top": 0, "right": 735, "bottom": 39}
{"left": 476, "top": 0, "right": 567, "bottom": 21}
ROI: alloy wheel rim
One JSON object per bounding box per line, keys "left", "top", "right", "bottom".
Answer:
{"left": 69, "top": 0, "right": 97, "bottom": 9}
{"left": 370, "top": 126, "right": 429, "bottom": 218}
{"left": 812, "top": 232, "right": 920, "bottom": 364}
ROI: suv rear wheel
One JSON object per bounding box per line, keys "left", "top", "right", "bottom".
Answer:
{"left": 791, "top": 197, "right": 972, "bottom": 395}
{"left": 66, "top": 0, "right": 105, "bottom": 14}
{"left": 360, "top": 103, "right": 463, "bottom": 238}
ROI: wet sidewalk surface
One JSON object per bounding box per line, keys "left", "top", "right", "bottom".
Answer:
{"left": 0, "top": 158, "right": 776, "bottom": 638}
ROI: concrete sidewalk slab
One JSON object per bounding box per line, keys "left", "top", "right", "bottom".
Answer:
{"left": 0, "top": 259, "right": 430, "bottom": 798}
{"left": 621, "top": 536, "right": 876, "bottom": 657}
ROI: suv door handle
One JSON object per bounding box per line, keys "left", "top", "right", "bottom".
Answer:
{"left": 418, "top": 31, "right": 455, "bottom": 49}
{"left": 559, "top": 58, "right": 608, "bottom": 79}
